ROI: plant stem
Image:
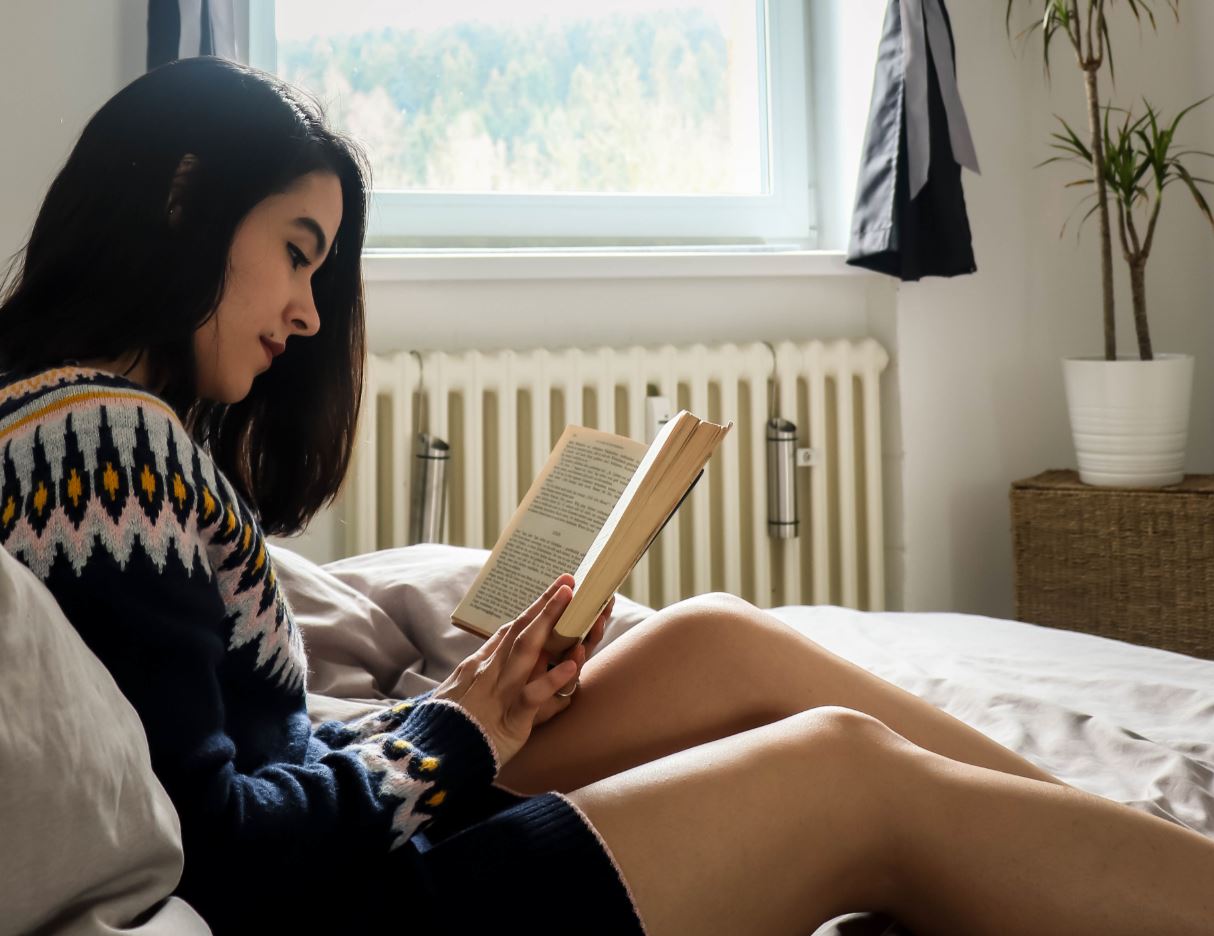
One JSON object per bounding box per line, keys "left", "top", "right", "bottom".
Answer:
{"left": 1129, "top": 259, "right": 1153, "bottom": 360}
{"left": 1083, "top": 65, "right": 1117, "bottom": 361}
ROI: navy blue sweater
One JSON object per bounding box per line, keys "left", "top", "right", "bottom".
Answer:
{"left": 0, "top": 366, "right": 504, "bottom": 930}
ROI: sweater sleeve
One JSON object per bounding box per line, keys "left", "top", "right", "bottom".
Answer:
{"left": 51, "top": 548, "right": 498, "bottom": 926}
{"left": 0, "top": 391, "right": 499, "bottom": 926}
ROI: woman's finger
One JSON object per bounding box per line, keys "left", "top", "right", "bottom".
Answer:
{"left": 465, "top": 622, "right": 511, "bottom": 676}
{"left": 499, "top": 574, "right": 573, "bottom": 663}
{"left": 514, "top": 574, "right": 574, "bottom": 631}
{"left": 506, "top": 584, "right": 572, "bottom": 686}
{"left": 518, "top": 659, "right": 578, "bottom": 714}
{"left": 589, "top": 612, "right": 606, "bottom": 646}
{"left": 582, "top": 603, "right": 609, "bottom": 656}
{"left": 563, "top": 643, "right": 587, "bottom": 685}
{"left": 527, "top": 648, "right": 553, "bottom": 686}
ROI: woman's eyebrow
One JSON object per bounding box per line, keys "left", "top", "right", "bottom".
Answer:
{"left": 291, "top": 217, "right": 328, "bottom": 259}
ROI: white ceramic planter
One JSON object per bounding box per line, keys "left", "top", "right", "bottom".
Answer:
{"left": 1062, "top": 354, "right": 1195, "bottom": 487}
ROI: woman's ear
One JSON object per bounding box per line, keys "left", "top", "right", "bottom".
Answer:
{"left": 165, "top": 153, "right": 199, "bottom": 227}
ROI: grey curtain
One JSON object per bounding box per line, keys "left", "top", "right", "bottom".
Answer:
{"left": 147, "top": 0, "right": 237, "bottom": 71}
{"left": 847, "top": 0, "right": 980, "bottom": 282}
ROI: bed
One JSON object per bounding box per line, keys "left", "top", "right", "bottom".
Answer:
{"left": 3, "top": 541, "right": 1211, "bottom": 935}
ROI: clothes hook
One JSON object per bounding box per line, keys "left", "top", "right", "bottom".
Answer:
{"left": 407, "top": 350, "right": 449, "bottom": 544}
{"left": 410, "top": 350, "right": 426, "bottom": 436}
{"left": 761, "top": 340, "right": 778, "bottom": 422}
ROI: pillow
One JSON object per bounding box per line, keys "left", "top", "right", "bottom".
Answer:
{"left": 0, "top": 546, "right": 211, "bottom": 936}
{"left": 266, "top": 542, "right": 655, "bottom": 721}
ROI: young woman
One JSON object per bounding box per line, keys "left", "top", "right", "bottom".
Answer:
{"left": 1, "top": 57, "right": 1211, "bottom": 936}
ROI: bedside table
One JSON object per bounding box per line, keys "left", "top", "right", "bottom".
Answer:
{"left": 1010, "top": 470, "right": 1214, "bottom": 660}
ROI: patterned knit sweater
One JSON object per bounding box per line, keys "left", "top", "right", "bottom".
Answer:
{"left": 0, "top": 366, "right": 501, "bottom": 930}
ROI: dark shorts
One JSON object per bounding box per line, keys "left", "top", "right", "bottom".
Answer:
{"left": 413, "top": 783, "right": 647, "bottom": 934}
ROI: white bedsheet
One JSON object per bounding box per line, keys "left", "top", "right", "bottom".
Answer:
{"left": 769, "top": 605, "right": 1214, "bottom": 838}
{"left": 270, "top": 542, "right": 1214, "bottom": 839}
{"left": 268, "top": 543, "right": 1213, "bottom": 935}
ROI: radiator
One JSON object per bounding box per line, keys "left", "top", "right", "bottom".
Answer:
{"left": 338, "top": 339, "right": 890, "bottom": 611}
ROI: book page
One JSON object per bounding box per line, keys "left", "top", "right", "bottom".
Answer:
{"left": 452, "top": 426, "right": 647, "bottom": 636}
{"left": 555, "top": 413, "right": 732, "bottom": 642}
{"left": 569, "top": 413, "right": 695, "bottom": 594}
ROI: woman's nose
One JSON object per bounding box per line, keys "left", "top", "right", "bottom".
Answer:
{"left": 289, "top": 287, "right": 321, "bottom": 337}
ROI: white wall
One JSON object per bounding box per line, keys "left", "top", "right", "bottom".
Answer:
{"left": 0, "top": 1, "right": 145, "bottom": 261}
{"left": 896, "top": 3, "right": 1214, "bottom": 617}
{"left": 3, "top": 1, "right": 1211, "bottom": 620}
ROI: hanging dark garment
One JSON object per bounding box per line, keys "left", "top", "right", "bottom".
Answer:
{"left": 847, "top": 0, "right": 980, "bottom": 282}
{"left": 147, "top": 0, "right": 237, "bottom": 72}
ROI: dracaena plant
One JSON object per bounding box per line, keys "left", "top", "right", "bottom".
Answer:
{"left": 1045, "top": 100, "right": 1214, "bottom": 359}
{"left": 1006, "top": 0, "right": 1179, "bottom": 361}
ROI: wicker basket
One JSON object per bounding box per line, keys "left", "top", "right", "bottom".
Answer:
{"left": 1011, "top": 470, "right": 1214, "bottom": 660}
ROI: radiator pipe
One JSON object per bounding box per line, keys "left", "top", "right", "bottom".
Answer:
{"left": 409, "top": 432, "right": 449, "bottom": 544}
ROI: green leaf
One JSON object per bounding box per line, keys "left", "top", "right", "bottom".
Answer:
{"left": 1059, "top": 192, "right": 1099, "bottom": 241}
{"left": 1037, "top": 155, "right": 1081, "bottom": 168}
{"left": 1167, "top": 94, "right": 1213, "bottom": 138}
{"left": 1176, "top": 163, "right": 1214, "bottom": 232}
{"left": 1102, "top": 15, "right": 1116, "bottom": 81}
{"left": 1056, "top": 116, "right": 1093, "bottom": 161}
{"left": 1123, "top": 0, "right": 1159, "bottom": 31}
{"left": 1074, "top": 201, "right": 1103, "bottom": 240}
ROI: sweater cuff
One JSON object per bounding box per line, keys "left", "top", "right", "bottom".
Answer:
{"left": 398, "top": 698, "right": 500, "bottom": 789}
{"left": 416, "top": 698, "right": 502, "bottom": 776}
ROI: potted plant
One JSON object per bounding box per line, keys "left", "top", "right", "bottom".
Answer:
{"left": 1048, "top": 100, "right": 1214, "bottom": 484}
{"left": 1008, "top": 0, "right": 1214, "bottom": 487}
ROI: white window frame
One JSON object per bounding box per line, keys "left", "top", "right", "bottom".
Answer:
{"left": 247, "top": 1, "right": 816, "bottom": 247}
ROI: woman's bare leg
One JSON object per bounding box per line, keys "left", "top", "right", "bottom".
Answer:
{"left": 500, "top": 593, "right": 1061, "bottom": 794}
{"left": 568, "top": 706, "right": 1214, "bottom": 936}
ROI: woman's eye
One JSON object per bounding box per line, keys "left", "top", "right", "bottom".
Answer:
{"left": 287, "top": 243, "right": 310, "bottom": 271}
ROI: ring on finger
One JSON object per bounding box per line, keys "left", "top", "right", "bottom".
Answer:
{"left": 555, "top": 677, "right": 579, "bottom": 699}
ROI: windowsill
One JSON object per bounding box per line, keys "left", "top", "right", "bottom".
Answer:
{"left": 360, "top": 248, "right": 867, "bottom": 282}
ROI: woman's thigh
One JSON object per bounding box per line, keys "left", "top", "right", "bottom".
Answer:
{"left": 566, "top": 706, "right": 903, "bottom": 936}
{"left": 499, "top": 593, "right": 800, "bottom": 793}
{"left": 500, "top": 591, "right": 1058, "bottom": 796}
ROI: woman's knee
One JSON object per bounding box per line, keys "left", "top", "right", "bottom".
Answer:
{"left": 680, "top": 590, "right": 758, "bottom": 617}
{"left": 792, "top": 703, "right": 895, "bottom": 740}
{"left": 656, "top": 591, "right": 786, "bottom": 650}
{"left": 784, "top": 707, "right": 911, "bottom": 895}
{"left": 784, "top": 706, "right": 919, "bottom": 789}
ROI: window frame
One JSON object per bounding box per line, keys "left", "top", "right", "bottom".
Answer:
{"left": 247, "top": 0, "right": 816, "bottom": 247}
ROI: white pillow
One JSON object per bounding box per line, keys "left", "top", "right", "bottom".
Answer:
{"left": 0, "top": 546, "right": 211, "bottom": 936}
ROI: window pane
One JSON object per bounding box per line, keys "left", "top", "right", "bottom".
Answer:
{"left": 274, "top": 0, "right": 767, "bottom": 196}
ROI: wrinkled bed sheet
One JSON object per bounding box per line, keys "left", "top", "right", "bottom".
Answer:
{"left": 776, "top": 604, "right": 1214, "bottom": 839}
{"left": 269, "top": 543, "right": 1214, "bottom": 936}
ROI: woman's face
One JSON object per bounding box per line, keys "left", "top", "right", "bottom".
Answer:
{"left": 193, "top": 170, "right": 343, "bottom": 403}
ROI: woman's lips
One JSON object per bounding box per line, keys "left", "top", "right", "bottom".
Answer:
{"left": 260, "top": 338, "right": 277, "bottom": 364}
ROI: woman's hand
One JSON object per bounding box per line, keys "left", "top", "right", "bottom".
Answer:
{"left": 431, "top": 574, "right": 583, "bottom": 768}
{"left": 531, "top": 591, "right": 614, "bottom": 726}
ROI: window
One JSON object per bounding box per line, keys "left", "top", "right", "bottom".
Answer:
{"left": 248, "top": 1, "right": 814, "bottom": 248}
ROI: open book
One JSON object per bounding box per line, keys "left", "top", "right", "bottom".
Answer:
{"left": 452, "top": 410, "right": 733, "bottom": 656}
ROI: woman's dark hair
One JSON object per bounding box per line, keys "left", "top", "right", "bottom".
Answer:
{"left": 0, "top": 56, "right": 369, "bottom": 535}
